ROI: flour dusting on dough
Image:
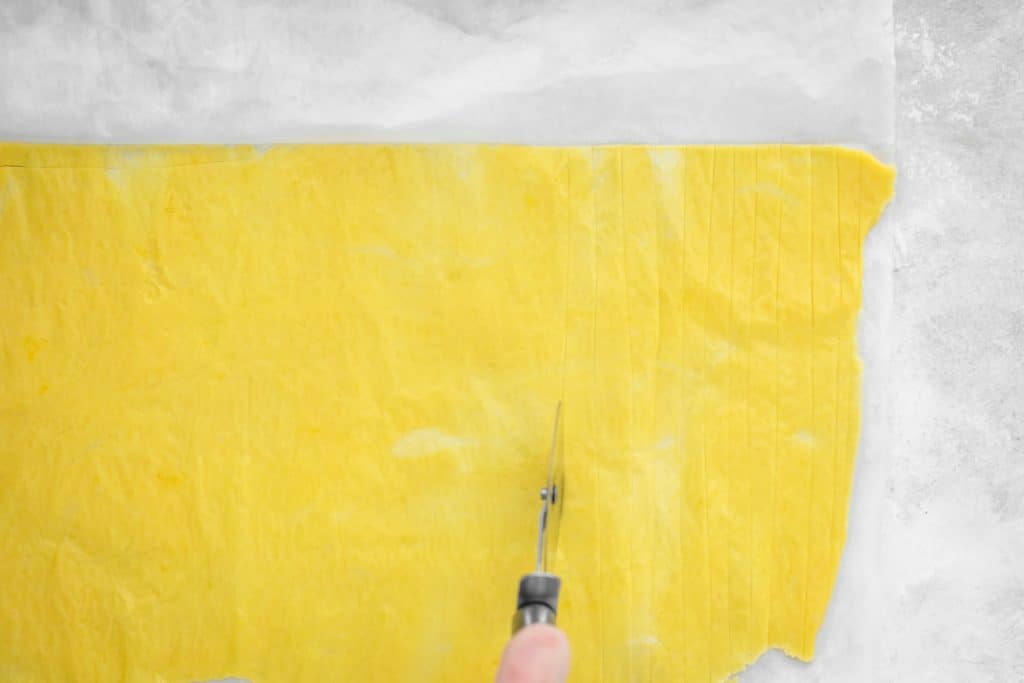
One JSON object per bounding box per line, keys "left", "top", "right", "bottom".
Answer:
{"left": 655, "top": 435, "right": 676, "bottom": 450}
{"left": 392, "top": 428, "right": 477, "bottom": 458}
{"left": 632, "top": 634, "right": 662, "bottom": 646}
{"left": 792, "top": 430, "right": 817, "bottom": 447}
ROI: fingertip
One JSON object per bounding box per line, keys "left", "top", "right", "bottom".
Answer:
{"left": 496, "top": 625, "right": 570, "bottom": 683}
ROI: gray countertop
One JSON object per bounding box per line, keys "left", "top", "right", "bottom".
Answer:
{"left": 884, "top": 1, "right": 1023, "bottom": 679}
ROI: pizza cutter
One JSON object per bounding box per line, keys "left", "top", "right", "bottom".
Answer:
{"left": 511, "top": 402, "right": 565, "bottom": 633}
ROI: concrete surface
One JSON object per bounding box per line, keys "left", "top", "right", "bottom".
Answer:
{"left": 884, "top": 1, "right": 1024, "bottom": 679}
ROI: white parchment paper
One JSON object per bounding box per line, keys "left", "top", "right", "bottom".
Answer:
{"left": 0, "top": 1, "right": 895, "bottom": 680}
{"left": 1, "top": 0, "right": 893, "bottom": 157}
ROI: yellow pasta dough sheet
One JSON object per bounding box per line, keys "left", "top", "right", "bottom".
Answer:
{"left": 0, "top": 143, "right": 894, "bottom": 682}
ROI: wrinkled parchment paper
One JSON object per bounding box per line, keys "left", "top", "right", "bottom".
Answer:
{"left": 0, "top": 1, "right": 893, "bottom": 157}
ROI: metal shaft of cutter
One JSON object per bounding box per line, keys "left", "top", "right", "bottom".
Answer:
{"left": 535, "top": 503, "right": 547, "bottom": 573}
